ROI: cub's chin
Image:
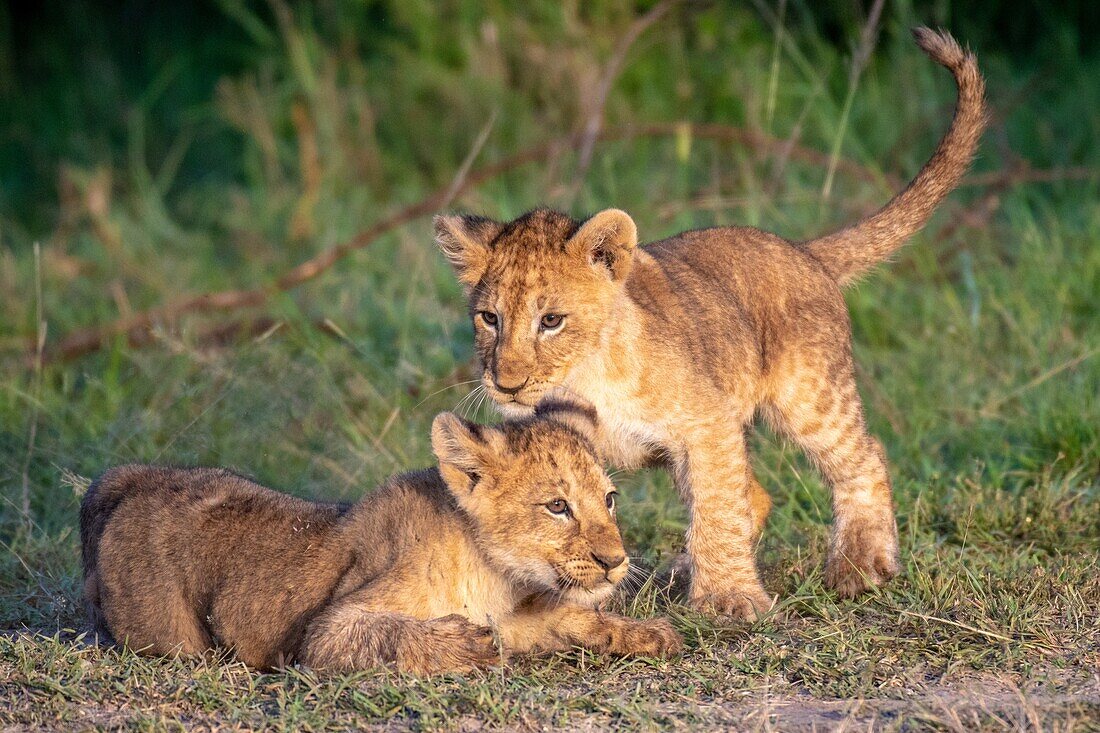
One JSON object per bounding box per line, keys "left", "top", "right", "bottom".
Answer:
{"left": 493, "top": 399, "right": 537, "bottom": 418}
{"left": 559, "top": 581, "right": 618, "bottom": 607}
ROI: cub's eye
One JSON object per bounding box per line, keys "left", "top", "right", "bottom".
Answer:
{"left": 540, "top": 313, "right": 564, "bottom": 330}
{"left": 605, "top": 491, "right": 618, "bottom": 512}
{"left": 546, "top": 498, "right": 570, "bottom": 516}
{"left": 479, "top": 311, "right": 498, "bottom": 326}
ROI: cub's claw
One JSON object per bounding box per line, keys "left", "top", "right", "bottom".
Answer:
{"left": 825, "top": 518, "right": 900, "bottom": 598}
{"left": 633, "top": 617, "right": 684, "bottom": 658}
{"left": 603, "top": 616, "right": 683, "bottom": 658}
{"left": 689, "top": 588, "right": 775, "bottom": 622}
{"left": 400, "top": 614, "right": 499, "bottom": 675}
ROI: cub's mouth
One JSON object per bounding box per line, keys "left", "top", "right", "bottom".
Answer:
{"left": 556, "top": 576, "right": 618, "bottom": 606}
{"left": 556, "top": 572, "right": 616, "bottom": 593}
{"left": 552, "top": 559, "right": 630, "bottom": 605}
{"left": 495, "top": 400, "right": 536, "bottom": 419}
{"left": 482, "top": 378, "right": 544, "bottom": 413}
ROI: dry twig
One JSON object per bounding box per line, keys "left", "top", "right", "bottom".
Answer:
{"left": 39, "top": 122, "right": 1094, "bottom": 364}
{"left": 569, "top": 0, "right": 679, "bottom": 196}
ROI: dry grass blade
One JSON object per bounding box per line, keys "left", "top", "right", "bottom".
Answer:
{"left": 820, "top": 0, "right": 886, "bottom": 202}
{"left": 38, "top": 123, "right": 1089, "bottom": 365}
{"left": 21, "top": 244, "right": 47, "bottom": 528}
{"left": 569, "top": 0, "right": 680, "bottom": 197}
{"left": 441, "top": 110, "right": 499, "bottom": 209}
{"left": 898, "top": 609, "right": 1014, "bottom": 643}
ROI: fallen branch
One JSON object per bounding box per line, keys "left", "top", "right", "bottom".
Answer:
{"left": 960, "top": 165, "right": 1099, "bottom": 188}
{"left": 627, "top": 122, "right": 890, "bottom": 186}
{"left": 42, "top": 123, "right": 882, "bottom": 363}
{"left": 42, "top": 123, "right": 1089, "bottom": 364}
{"left": 45, "top": 142, "right": 539, "bottom": 363}
{"left": 926, "top": 161, "right": 1100, "bottom": 273}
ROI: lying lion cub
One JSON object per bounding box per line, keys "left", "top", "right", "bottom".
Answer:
{"left": 80, "top": 396, "right": 681, "bottom": 674}
{"left": 433, "top": 29, "right": 986, "bottom": 619}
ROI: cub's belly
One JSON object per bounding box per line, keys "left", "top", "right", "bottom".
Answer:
{"left": 562, "top": 373, "right": 674, "bottom": 469}
{"left": 595, "top": 419, "right": 669, "bottom": 470}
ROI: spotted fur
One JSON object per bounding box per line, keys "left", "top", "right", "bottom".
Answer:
{"left": 435, "top": 29, "right": 986, "bottom": 618}
{"left": 80, "top": 395, "right": 682, "bottom": 674}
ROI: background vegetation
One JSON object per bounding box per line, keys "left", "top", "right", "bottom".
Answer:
{"left": 1, "top": 0, "right": 1097, "bottom": 729}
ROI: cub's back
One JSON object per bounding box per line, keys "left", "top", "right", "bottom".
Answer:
{"left": 81, "top": 465, "right": 350, "bottom": 662}
{"left": 640, "top": 226, "right": 838, "bottom": 310}
{"left": 630, "top": 227, "right": 849, "bottom": 387}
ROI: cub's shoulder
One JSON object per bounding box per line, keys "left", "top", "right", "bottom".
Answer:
{"left": 344, "top": 468, "right": 458, "bottom": 531}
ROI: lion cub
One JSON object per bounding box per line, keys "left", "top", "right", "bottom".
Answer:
{"left": 80, "top": 396, "right": 681, "bottom": 674}
{"left": 434, "top": 29, "right": 987, "bottom": 618}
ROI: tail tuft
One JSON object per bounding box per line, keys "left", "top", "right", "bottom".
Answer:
{"left": 912, "top": 26, "right": 968, "bottom": 68}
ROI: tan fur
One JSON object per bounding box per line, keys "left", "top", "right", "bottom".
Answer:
{"left": 80, "top": 396, "right": 681, "bottom": 674}
{"left": 434, "top": 29, "right": 986, "bottom": 618}
{"left": 806, "top": 29, "right": 988, "bottom": 286}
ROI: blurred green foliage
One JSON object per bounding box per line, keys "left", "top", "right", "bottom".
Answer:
{"left": 3, "top": 0, "right": 1098, "bottom": 236}
{"left": 0, "top": 0, "right": 1096, "bottom": 527}
{"left": 0, "top": 2, "right": 1096, "bottom": 725}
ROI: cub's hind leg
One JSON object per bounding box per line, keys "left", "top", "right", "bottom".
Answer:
{"left": 767, "top": 352, "right": 900, "bottom": 598}
{"left": 94, "top": 540, "right": 213, "bottom": 658}
{"left": 300, "top": 590, "right": 497, "bottom": 675}
{"left": 100, "top": 588, "right": 213, "bottom": 658}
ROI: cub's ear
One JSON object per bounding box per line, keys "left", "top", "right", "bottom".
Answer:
{"left": 534, "top": 387, "right": 599, "bottom": 446}
{"left": 431, "top": 412, "right": 508, "bottom": 504}
{"left": 433, "top": 214, "right": 503, "bottom": 288}
{"left": 566, "top": 208, "right": 638, "bottom": 282}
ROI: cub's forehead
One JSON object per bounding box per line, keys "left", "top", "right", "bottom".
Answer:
{"left": 490, "top": 208, "right": 580, "bottom": 253}
{"left": 480, "top": 258, "right": 556, "bottom": 295}
{"left": 503, "top": 422, "right": 599, "bottom": 465}
{"left": 474, "top": 261, "right": 589, "bottom": 308}
{"left": 504, "top": 421, "right": 585, "bottom": 451}
{"left": 471, "top": 210, "right": 588, "bottom": 297}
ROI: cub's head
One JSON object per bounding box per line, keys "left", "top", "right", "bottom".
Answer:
{"left": 430, "top": 392, "right": 627, "bottom": 605}
{"left": 434, "top": 208, "right": 637, "bottom": 415}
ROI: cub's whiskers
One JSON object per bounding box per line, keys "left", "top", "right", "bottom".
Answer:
{"left": 414, "top": 379, "right": 482, "bottom": 410}
{"left": 453, "top": 385, "right": 485, "bottom": 419}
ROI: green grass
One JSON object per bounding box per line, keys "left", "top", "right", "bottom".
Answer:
{"left": 1, "top": 1, "right": 1098, "bottom": 730}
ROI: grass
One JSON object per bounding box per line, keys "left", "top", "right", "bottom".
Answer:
{"left": 1, "top": 1, "right": 1098, "bottom": 730}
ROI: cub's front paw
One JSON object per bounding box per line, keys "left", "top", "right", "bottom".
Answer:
{"left": 689, "top": 587, "right": 775, "bottom": 622}
{"left": 606, "top": 617, "right": 683, "bottom": 658}
{"left": 826, "top": 518, "right": 900, "bottom": 598}
{"left": 399, "top": 614, "right": 498, "bottom": 676}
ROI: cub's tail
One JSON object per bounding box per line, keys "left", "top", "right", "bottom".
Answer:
{"left": 803, "top": 27, "right": 987, "bottom": 286}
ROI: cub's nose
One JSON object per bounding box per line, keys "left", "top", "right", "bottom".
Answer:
{"left": 591, "top": 552, "right": 627, "bottom": 572}
{"left": 493, "top": 376, "right": 528, "bottom": 395}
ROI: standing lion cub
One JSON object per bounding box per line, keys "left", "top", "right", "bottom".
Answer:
{"left": 80, "top": 395, "right": 681, "bottom": 674}
{"left": 434, "top": 29, "right": 986, "bottom": 618}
